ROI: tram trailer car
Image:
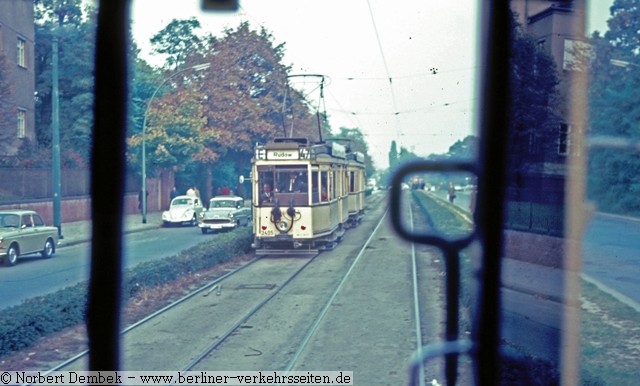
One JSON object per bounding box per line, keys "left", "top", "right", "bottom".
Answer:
{"left": 251, "top": 138, "right": 366, "bottom": 255}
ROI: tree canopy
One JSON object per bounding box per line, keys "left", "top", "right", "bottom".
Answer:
{"left": 587, "top": 0, "right": 640, "bottom": 214}
{"left": 18, "top": 8, "right": 378, "bottom": 198}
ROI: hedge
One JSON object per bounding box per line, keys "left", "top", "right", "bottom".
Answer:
{"left": 0, "top": 228, "right": 253, "bottom": 358}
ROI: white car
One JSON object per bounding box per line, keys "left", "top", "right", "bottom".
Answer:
{"left": 198, "top": 195, "right": 251, "bottom": 234}
{"left": 162, "top": 195, "right": 204, "bottom": 227}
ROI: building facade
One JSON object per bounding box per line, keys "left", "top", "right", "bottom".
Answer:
{"left": 0, "top": 0, "right": 35, "bottom": 156}
{"left": 509, "top": 0, "right": 586, "bottom": 207}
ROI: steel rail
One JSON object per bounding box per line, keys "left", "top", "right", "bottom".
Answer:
{"left": 409, "top": 205, "right": 426, "bottom": 386}
{"left": 176, "top": 254, "right": 319, "bottom": 376}
{"left": 282, "top": 208, "right": 389, "bottom": 371}
{"left": 36, "top": 255, "right": 263, "bottom": 378}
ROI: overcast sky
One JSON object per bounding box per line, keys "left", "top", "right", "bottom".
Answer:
{"left": 129, "top": 0, "right": 614, "bottom": 169}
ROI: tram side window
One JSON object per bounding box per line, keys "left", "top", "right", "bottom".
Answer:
{"left": 322, "top": 172, "right": 329, "bottom": 202}
{"left": 349, "top": 171, "right": 355, "bottom": 193}
{"left": 311, "top": 170, "right": 329, "bottom": 204}
{"left": 331, "top": 171, "right": 337, "bottom": 199}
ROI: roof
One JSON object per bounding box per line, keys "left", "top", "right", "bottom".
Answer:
{"left": 0, "top": 209, "right": 39, "bottom": 215}
{"left": 210, "top": 195, "right": 242, "bottom": 201}
{"left": 172, "top": 195, "right": 197, "bottom": 200}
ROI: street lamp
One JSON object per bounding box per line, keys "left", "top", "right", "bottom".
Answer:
{"left": 141, "top": 63, "right": 211, "bottom": 223}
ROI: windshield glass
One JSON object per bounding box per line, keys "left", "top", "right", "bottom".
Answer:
{"left": 0, "top": 1, "right": 636, "bottom": 385}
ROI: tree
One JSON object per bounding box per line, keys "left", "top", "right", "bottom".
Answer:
{"left": 446, "top": 135, "right": 478, "bottom": 160}
{"left": 199, "top": 23, "right": 293, "bottom": 154}
{"left": 388, "top": 140, "right": 399, "bottom": 170}
{"left": 127, "top": 70, "right": 210, "bottom": 176}
{"left": 333, "top": 127, "right": 375, "bottom": 177}
{"left": 587, "top": 0, "right": 640, "bottom": 214}
{"left": 34, "top": 0, "right": 96, "bottom": 167}
{"left": 507, "top": 11, "right": 560, "bottom": 179}
{"left": 150, "top": 18, "right": 206, "bottom": 71}
{"left": 34, "top": 0, "right": 83, "bottom": 26}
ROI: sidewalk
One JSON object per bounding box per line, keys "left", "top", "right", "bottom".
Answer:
{"left": 57, "top": 211, "right": 163, "bottom": 247}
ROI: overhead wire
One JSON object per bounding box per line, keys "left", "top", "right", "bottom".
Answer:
{"left": 365, "top": 0, "right": 402, "bottom": 142}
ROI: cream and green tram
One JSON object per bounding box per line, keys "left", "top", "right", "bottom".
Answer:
{"left": 251, "top": 138, "right": 363, "bottom": 255}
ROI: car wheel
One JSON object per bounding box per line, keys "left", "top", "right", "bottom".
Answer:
{"left": 41, "top": 238, "right": 55, "bottom": 258}
{"left": 190, "top": 215, "right": 197, "bottom": 227}
{"left": 201, "top": 228, "right": 209, "bottom": 234}
{"left": 5, "top": 244, "right": 19, "bottom": 266}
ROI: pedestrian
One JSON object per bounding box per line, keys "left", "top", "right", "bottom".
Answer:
{"left": 448, "top": 183, "right": 456, "bottom": 203}
{"left": 170, "top": 186, "right": 178, "bottom": 201}
{"left": 138, "top": 189, "right": 148, "bottom": 212}
{"left": 186, "top": 186, "right": 196, "bottom": 197}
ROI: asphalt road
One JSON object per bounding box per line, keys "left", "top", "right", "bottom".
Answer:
{"left": 451, "top": 190, "right": 640, "bottom": 306}
{"left": 582, "top": 212, "right": 640, "bottom": 305}
{"left": 0, "top": 226, "right": 213, "bottom": 310}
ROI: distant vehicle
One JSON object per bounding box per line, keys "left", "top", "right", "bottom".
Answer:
{"left": 198, "top": 195, "right": 251, "bottom": 234}
{"left": 0, "top": 210, "right": 59, "bottom": 266}
{"left": 162, "top": 195, "right": 204, "bottom": 227}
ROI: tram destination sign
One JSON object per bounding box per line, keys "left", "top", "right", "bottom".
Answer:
{"left": 266, "top": 149, "right": 310, "bottom": 160}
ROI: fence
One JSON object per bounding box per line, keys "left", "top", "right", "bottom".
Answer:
{"left": 0, "top": 168, "right": 140, "bottom": 202}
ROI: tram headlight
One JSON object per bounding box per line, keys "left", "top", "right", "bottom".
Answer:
{"left": 277, "top": 220, "right": 289, "bottom": 232}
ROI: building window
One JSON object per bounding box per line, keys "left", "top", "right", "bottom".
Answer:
{"left": 17, "top": 38, "right": 26, "bottom": 67}
{"left": 17, "top": 109, "right": 26, "bottom": 138}
{"left": 557, "top": 123, "right": 569, "bottom": 155}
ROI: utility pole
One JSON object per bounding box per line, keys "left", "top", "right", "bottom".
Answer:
{"left": 52, "top": 34, "right": 62, "bottom": 239}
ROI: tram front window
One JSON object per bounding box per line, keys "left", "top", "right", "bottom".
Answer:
{"left": 258, "top": 168, "right": 309, "bottom": 205}
{"left": 276, "top": 170, "right": 307, "bottom": 193}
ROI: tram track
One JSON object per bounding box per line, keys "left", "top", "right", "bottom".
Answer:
{"left": 39, "top": 192, "right": 454, "bottom": 384}
{"left": 47, "top": 254, "right": 317, "bottom": 372}
{"left": 407, "top": 194, "right": 474, "bottom": 385}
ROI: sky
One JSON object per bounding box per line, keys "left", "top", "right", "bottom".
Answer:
{"left": 129, "top": 0, "right": 615, "bottom": 169}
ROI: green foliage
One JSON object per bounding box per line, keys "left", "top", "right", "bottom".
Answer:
{"left": 332, "top": 127, "right": 375, "bottom": 176}
{"left": 200, "top": 22, "right": 293, "bottom": 154}
{"left": 33, "top": 4, "right": 97, "bottom": 167}
{"left": 380, "top": 140, "right": 421, "bottom": 187}
{"left": 0, "top": 228, "right": 253, "bottom": 358}
{"left": 507, "top": 12, "right": 560, "bottom": 175}
{"left": 150, "top": 18, "right": 206, "bottom": 70}
{"left": 34, "top": 0, "right": 83, "bottom": 27}
{"left": 587, "top": 0, "right": 640, "bottom": 215}
{"left": 588, "top": 148, "right": 640, "bottom": 214}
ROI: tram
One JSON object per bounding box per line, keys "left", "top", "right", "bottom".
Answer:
{"left": 250, "top": 137, "right": 366, "bottom": 254}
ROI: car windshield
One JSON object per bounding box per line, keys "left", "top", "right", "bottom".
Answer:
{"left": 211, "top": 200, "right": 235, "bottom": 208}
{"left": 1, "top": 1, "right": 637, "bottom": 385}
{"left": 171, "top": 198, "right": 192, "bottom": 206}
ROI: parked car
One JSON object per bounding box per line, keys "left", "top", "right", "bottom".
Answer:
{"left": 0, "top": 210, "right": 59, "bottom": 266}
{"left": 162, "top": 195, "right": 204, "bottom": 227}
{"left": 198, "top": 195, "right": 251, "bottom": 234}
